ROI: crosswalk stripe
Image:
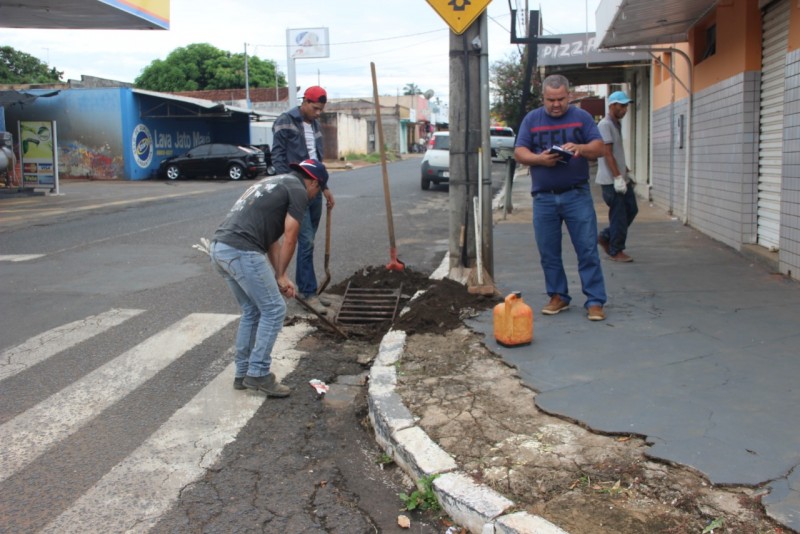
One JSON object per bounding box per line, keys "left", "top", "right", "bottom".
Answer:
{"left": 0, "top": 308, "right": 145, "bottom": 382}
{"left": 0, "top": 312, "right": 238, "bottom": 484}
{"left": 41, "top": 323, "right": 314, "bottom": 533}
{"left": 0, "top": 254, "right": 46, "bottom": 262}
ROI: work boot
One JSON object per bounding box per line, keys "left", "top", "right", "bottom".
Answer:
{"left": 243, "top": 373, "right": 291, "bottom": 397}
{"left": 598, "top": 234, "right": 611, "bottom": 256}
{"left": 542, "top": 295, "right": 569, "bottom": 315}
{"left": 610, "top": 251, "right": 633, "bottom": 262}
{"left": 233, "top": 376, "right": 246, "bottom": 390}
{"left": 304, "top": 295, "right": 329, "bottom": 315}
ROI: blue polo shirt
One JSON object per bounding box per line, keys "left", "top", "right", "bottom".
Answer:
{"left": 515, "top": 106, "right": 602, "bottom": 194}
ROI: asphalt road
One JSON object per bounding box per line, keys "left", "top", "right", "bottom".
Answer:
{"left": 0, "top": 158, "right": 509, "bottom": 532}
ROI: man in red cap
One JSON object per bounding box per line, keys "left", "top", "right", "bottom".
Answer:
{"left": 271, "top": 86, "right": 335, "bottom": 314}
{"left": 210, "top": 159, "right": 329, "bottom": 397}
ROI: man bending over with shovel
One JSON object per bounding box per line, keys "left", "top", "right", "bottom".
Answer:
{"left": 209, "top": 159, "right": 329, "bottom": 397}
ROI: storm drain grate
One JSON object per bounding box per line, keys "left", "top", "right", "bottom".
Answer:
{"left": 335, "top": 283, "right": 403, "bottom": 325}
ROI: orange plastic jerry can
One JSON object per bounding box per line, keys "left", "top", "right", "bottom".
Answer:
{"left": 493, "top": 291, "right": 533, "bottom": 347}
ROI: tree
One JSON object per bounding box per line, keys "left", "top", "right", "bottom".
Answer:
{"left": 489, "top": 50, "right": 540, "bottom": 130}
{"left": 134, "top": 43, "right": 286, "bottom": 92}
{"left": 0, "top": 46, "right": 63, "bottom": 84}
{"left": 403, "top": 83, "right": 422, "bottom": 95}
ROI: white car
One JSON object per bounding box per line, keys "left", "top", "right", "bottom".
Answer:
{"left": 490, "top": 126, "right": 515, "bottom": 161}
{"left": 420, "top": 132, "right": 450, "bottom": 190}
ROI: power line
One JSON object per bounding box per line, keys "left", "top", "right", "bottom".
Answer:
{"left": 252, "top": 28, "right": 447, "bottom": 51}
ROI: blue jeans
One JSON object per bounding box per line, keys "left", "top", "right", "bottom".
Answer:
{"left": 600, "top": 184, "right": 639, "bottom": 256}
{"left": 296, "top": 191, "right": 322, "bottom": 297}
{"left": 210, "top": 241, "right": 286, "bottom": 378}
{"left": 532, "top": 186, "right": 607, "bottom": 308}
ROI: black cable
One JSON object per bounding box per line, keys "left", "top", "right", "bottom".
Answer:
{"left": 461, "top": 32, "right": 471, "bottom": 268}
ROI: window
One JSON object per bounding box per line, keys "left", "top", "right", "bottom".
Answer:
{"left": 701, "top": 24, "right": 716, "bottom": 61}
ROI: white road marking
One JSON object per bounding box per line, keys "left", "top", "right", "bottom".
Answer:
{"left": 0, "top": 254, "right": 45, "bottom": 262}
{"left": 0, "top": 308, "right": 145, "bottom": 382}
{"left": 41, "top": 323, "right": 314, "bottom": 533}
{"left": 0, "top": 313, "right": 238, "bottom": 484}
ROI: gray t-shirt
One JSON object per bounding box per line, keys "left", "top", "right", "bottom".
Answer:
{"left": 213, "top": 172, "right": 308, "bottom": 253}
{"left": 595, "top": 114, "right": 627, "bottom": 185}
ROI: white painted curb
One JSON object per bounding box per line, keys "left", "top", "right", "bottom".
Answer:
{"left": 366, "top": 255, "right": 569, "bottom": 534}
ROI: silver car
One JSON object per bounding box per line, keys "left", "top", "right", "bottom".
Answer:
{"left": 420, "top": 132, "right": 450, "bottom": 190}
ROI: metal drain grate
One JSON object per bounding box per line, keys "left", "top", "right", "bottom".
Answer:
{"left": 335, "top": 283, "right": 403, "bottom": 325}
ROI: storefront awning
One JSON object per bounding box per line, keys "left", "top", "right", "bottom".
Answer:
{"left": 596, "top": 0, "right": 716, "bottom": 48}
{"left": 133, "top": 89, "right": 258, "bottom": 119}
{"left": 0, "top": 0, "right": 169, "bottom": 30}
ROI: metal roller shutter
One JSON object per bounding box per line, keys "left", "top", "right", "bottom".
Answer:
{"left": 756, "top": 0, "right": 789, "bottom": 251}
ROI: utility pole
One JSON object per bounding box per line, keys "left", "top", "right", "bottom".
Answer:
{"left": 244, "top": 43, "right": 251, "bottom": 109}
{"left": 448, "top": 13, "right": 484, "bottom": 278}
{"left": 502, "top": 10, "right": 561, "bottom": 214}
{"left": 510, "top": 10, "right": 561, "bottom": 132}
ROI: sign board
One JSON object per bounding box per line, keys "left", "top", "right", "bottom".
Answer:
{"left": 287, "top": 27, "right": 330, "bottom": 59}
{"left": 537, "top": 33, "right": 653, "bottom": 66}
{"left": 426, "top": 0, "right": 492, "bottom": 35}
{"left": 18, "top": 120, "right": 59, "bottom": 192}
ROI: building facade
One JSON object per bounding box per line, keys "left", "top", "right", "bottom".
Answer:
{"left": 597, "top": 0, "right": 800, "bottom": 281}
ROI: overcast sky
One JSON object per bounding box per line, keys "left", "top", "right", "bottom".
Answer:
{"left": 2, "top": 0, "right": 602, "bottom": 101}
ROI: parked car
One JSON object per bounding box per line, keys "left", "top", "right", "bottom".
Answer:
{"left": 250, "top": 144, "right": 276, "bottom": 176}
{"left": 420, "top": 132, "right": 450, "bottom": 190}
{"left": 158, "top": 143, "right": 267, "bottom": 181}
{"left": 489, "top": 126, "right": 515, "bottom": 161}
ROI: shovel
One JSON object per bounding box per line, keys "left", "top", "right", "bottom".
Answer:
{"left": 370, "top": 61, "right": 405, "bottom": 272}
{"left": 295, "top": 294, "right": 348, "bottom": 339}
{"left": 317, "top": 204, "right": 332, "bottom": 295}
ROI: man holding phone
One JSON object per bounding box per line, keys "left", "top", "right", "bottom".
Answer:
{"left": 514, "top": 74, "right": 608, "bottom": 321}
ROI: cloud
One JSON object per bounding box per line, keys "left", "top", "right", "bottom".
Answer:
{"left": 1, "top": 0, "right": 602, "bottom": 99}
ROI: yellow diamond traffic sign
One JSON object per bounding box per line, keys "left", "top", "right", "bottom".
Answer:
{"left": 427, "top": 0, "right": 492, "bottom": 35}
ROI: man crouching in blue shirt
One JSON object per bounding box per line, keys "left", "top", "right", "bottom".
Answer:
{"left": 514, "top": 74, "right": 608, "bottom": 321}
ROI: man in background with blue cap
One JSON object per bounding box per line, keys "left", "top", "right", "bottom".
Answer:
{"left": 596, "top": 90, "right": 639, "bottom": 262}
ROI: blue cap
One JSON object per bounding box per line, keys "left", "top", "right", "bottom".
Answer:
{"left": 608, "top": 91, "right": 633, "bottom": 105}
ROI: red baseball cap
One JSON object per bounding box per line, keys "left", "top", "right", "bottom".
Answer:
{"left": 303, "top": 86, "right": 327, "bottom": 104}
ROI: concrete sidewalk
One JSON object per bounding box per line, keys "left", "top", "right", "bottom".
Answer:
{"left": 468, "top": 171, "right": 800, "bottom": 530}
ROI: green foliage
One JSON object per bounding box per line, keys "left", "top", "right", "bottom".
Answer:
{"left": 398, "top": 474, "right": 440, "bottom": 511}
{"left": 0, "top": 46, "right": 63, "bottom": 84}
{"left": 134, "top": 43, "right": 286, "bottom": 92}
{"left": 702, "top": 517, "right": 724, "bottom": 533}
{"left": 343, "top": 152, "right": 397, "bottom": 164}
{"left": 490, "top": 50, "right": 541, "bottom": 130}
{"left": 403, "top": 83, "right": 421, "bottom": 95}
{"left": 376, "top": 453, "right": 394, "bottom": 466}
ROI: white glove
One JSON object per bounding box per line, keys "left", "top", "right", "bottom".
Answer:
{"left": 613, "top": 175, "right": 627, "bottom": 194}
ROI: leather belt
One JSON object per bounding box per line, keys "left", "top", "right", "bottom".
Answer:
{"left": 532, "top": 181, "right": 588, "bottom": 196}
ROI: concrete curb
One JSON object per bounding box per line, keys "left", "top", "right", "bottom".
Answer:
{"left": 367, "top": 314, "right": 568, "bottom": 534}
{"left": 368, "top": 171, "right": 568, "bottom": 533}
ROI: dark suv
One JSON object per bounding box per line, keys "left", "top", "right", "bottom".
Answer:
{"left": 158, "top": 143, "right": 267, "bottom": 181}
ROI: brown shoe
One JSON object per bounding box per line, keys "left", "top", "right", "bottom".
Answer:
{"left": 598, "top": 234, "right": 610, "bottom": 256}
{"left": 587, "top": 305, "right": 606, "bottom": 321}
{"left": 542, "top": 295, "right": 569, "bottom": 315}
{"left": 610, "top": 251, "right": 633, "bottom": 262}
